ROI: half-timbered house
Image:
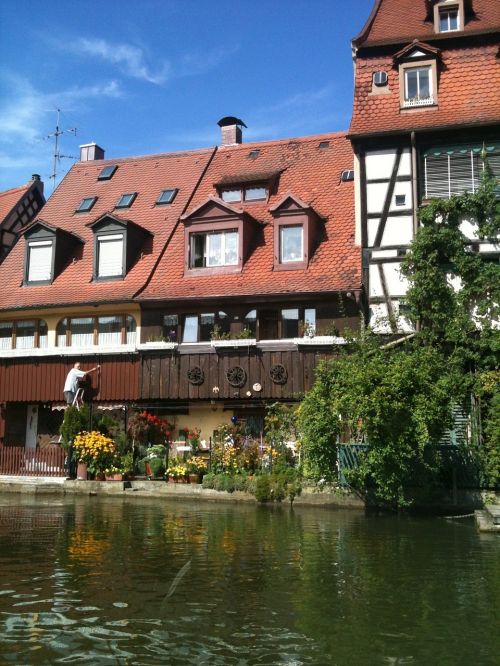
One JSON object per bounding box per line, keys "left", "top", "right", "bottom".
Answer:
{"left": 349, "top": 0, "right": 500, "bottom": 331}
{"left": 0, "top": 175, "right": 45, "bottom": 263}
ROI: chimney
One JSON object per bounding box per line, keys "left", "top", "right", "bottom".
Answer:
{"left": 79, "top": 142, "right": 105, "bottom": 162}
{"left": 217, "top": 116, "right": 247, "bottom": 146}
{"left": 31, "top": 174, "right": 44, "bottom": 195}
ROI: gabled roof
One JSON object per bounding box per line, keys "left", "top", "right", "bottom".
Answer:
{"left": 353, "top": 0, "right": 500, "bottom": 48}
{"left": 269, "top": 193, "right": 314, "bottom": 213}
{"left": 0, "top": 148, "right": 215, "bottom": 311}
{"left": 180, "top": 196, "right": 246, "bottom": 220}
{"left": 0, "top": 177, "right": 45, "bottom": 262}
{"left": 393, "top": 40, "right": 440, "bottom": 61}
{"left": 139, "top": 132, "right": 361, "bottom": 302}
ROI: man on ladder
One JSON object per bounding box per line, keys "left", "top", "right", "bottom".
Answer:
{"left": 63, "top": 362, "right": 100, "bottom": 408}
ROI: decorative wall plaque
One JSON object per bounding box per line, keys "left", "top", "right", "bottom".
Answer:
{"left": 187, "top": 366, "right": 204, "bottom": 385}
{"left": 270, "top": 363, "right": 288, "bottom": 384}
{"left": 226, "top": 365, "right": 247, "bottom": 388}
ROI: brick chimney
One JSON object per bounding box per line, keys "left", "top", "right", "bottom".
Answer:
{"left": 217, "top": 117, "right": 247, "bottom": 146}
{"left": 79, "top": 142, "right": 105, "bottom": 161}
{"left": 31, "top": 174, "right": 43, "bottom": 195}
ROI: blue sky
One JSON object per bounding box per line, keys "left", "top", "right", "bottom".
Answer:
{"left": 0, "top": 0, "right": 374, "bottom": 192}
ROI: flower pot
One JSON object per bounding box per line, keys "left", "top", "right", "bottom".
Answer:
{"left": 105, "top": 473, "right": 123, "bottom": 481}
{"left": 95, "top": 472, "right": 105, "bottom": 481}
{"left": 188, "top": 473, "right": 201, "bottom": 484}
{"left": 77, "top": 462, "right": 88, "bottom": 480}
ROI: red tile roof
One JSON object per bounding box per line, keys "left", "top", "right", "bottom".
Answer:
{"left": 138, "top": 132, "right": 361, "bottom": 302}
{"left": 0, "top": 148, "right": 215, "bottom": 311}
{"left": 349, "top": 42, "right": 500, "bottom": 136}
{"left": 0, "top": 183, "right": 32, "bottom": 223}
{"left": 353, "top": 0, "right": 500, "bottom": 47}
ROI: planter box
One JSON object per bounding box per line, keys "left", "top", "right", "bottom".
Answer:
{"left": 210, "top": 339, "right": 256, "bottom": 349}
{"left": 137, "top": 342, "right": 178, "bottom": 351}
{"left": 105, "top": 473, "right": 124, "bottom": 481}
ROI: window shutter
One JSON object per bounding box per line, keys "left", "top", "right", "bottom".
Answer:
{"left": 98, "top": 234, "right": 123, "bottom": 277}
{"left": 28, "top": 241, "right": 53, "bottom": 281}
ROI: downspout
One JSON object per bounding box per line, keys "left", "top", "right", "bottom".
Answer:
{"left": 411, "top": 131, "right": 419, "bottom": 237}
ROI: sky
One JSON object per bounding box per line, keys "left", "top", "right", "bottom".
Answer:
{"left": 0, "top": 0, "right": 374, "bottom": 193}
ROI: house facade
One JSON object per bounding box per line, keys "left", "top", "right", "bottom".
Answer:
{"left": 0, "top": 175, "right": 45, "bottom": 263}
{"left": 0, "top": 126, "right": 361, "bottom": 448}
{"left": 349, "top": 0, "right": 500, "bottom": 331}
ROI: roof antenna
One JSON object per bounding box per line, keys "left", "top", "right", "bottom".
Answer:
{"left": 47, "top": 108, "right": 77, "bottom": 190}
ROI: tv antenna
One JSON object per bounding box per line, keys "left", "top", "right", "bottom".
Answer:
{"left": 47, "top": 108, "right": 77, "bottom": 188}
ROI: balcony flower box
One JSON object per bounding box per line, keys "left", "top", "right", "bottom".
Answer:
{"left": 210, "top": 339, "right": 256, "bottom": 349}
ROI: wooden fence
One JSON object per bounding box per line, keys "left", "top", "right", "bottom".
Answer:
{"left": 0, "top": 446, "right": 66, "bottom": 477}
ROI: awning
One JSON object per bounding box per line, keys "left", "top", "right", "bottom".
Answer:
{"left": 423, "top": 142, "right": 500, "bottom": 157}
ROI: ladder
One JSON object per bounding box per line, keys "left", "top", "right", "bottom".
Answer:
{"left": 72, "top": 387, "right": 85, "bottom": 410}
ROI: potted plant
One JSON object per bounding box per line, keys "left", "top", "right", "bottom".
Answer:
{"left": 166, "top": 463, "right": 188, "bottom": 483}
{"left": 104, "top": 465, "right": 124, "bottom": 481}
{"left": 72, "top": 431, "right": 117, "bottom": 480}
{"left": 186, "top": 456, "right": 208, "bottom": 483}
{"left": 122, "top": 452, "right": 135, "bottom": 480}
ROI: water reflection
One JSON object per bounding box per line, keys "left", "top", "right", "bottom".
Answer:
{"left": 0, "top": 496, "right": 498, "bottom": 665}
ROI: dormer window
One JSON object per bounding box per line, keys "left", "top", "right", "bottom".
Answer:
{"left": 156, "top": 188, "right": 178, "bottom": 205}
{"left": 97, "top": 165, "right": 117, "bottom": 181}
{"left": 23, "top": 221, "right": 82, "bottom": 286}
{"left": 76, "top": 196, "right": 97, "bottom": 213}
{"left": 395, "top": 42, "right": 440, "bottom": 109}
{"left": 89, "top": 213, "right": 151, "bottom": 281}
{"left": 97, "top": 233, "right": 124, "bottom": 277}
{"left": 189, "top": 229, "right": 238, "bottom": 268}
{"left": 270, "top": 194, "right": 321, "bottom": 271}
{"left": 221, "top": 185, "right": 268, "bottom": 203}
{"left": 433, "top": 1, "right": 463, "bottom": 33}
{"left": 115, "top": 192, "right": 137, "bottom": 209}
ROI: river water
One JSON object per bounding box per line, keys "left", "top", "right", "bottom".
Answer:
{"left": 0, "top": 495, "right": 498, "bottom": 665}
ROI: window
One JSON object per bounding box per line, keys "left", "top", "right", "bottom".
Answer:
{"left": 280, "top": 225, "right": 304, "bottom": 263}
{"left": 220, "top": 185, "right": 267, "bottom": 203}
{"left": 395, "top": 194, "right": 406, "bottom": 206}
{"left": 189, "top": 230, "right": 238, "bottom": 268}
{"left": 115, "top": 192, "right": 137, "bottom": 209}
{"left": 76, "top": 197, "right": 97, "bottom": 212}
{"left": 156, "top": 188, "right": 177, "bottom": 205}
{"left": 439, "top": 7, "right": 459, "bottom": 31}
{"left": 249, "top": 150, "right": 260, "bottom": 159}
{"left": 319, "top": 140, "right": 330, "bottom": 149}
{"left": 56, "top": 315, "right": 136, "bottom": 347}
{"left": 97, "top": 234, "right": 124, "bottom": 278}
{"left": 304, "top": 308, "right": 316, "bottom": 336}
{"left": 0, "top": 320, "right": 48, "bottom": 350}
{"left": 27, "top": 239, "right": 53, "bottom": 282}
{"left": 244, "top": 310, "right": 257, "bottom": 337}
{"left": 97, "top": 165, "right": 117, "bottom": 181}
{"left": 404, "top": 66, "right": 432, "bottom": 106}
{"left": 181, "top": 312, "right": 231, "bottom": 342}
{"left": 281, "top": 309, "right": 299, "bottom": 338}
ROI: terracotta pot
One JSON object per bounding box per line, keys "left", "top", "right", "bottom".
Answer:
{"left": 76, "top": 462, "right": 88, "bottom": 480}
{"left": 95, "top": 472, "right": 105, "bottom": 481}
{"left": 188, "top": 473, "right": 201, "bottom": 484}
{"left": 105, "top": 473, "right": 123, "bottom": 481}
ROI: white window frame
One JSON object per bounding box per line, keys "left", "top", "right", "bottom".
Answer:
{"left": 27, "top": 240, "right": 53, "bottom": 282}
{"left": 439, "top": 7, "right": 459, "bottom": 32}
{"left": 404, "top": 66, "right": 433, "bottom": 106}
{"left": 280, "top": 225, "right": 304, "bottom": 263}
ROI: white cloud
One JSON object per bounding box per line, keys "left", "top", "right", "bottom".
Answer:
{"left": 71, "top": 37, "right": 237, "bottom": 85}
{"left": 0, "top": 73, "right": 124, "bottom": 189}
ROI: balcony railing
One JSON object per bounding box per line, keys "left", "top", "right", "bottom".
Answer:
{"left": 403, "top": 96, "right": 434, "bottom": 108}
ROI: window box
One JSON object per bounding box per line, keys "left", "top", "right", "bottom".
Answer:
{"left": 137, "top": 341, "right": 178, "bottom": 351}
{"left": 293, "top": 335, "right": 347, "bottom": 346}
{"left": 210, "top": 338, "right": 256, "bottom": 349}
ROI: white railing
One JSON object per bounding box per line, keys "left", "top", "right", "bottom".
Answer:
{"left": 403, "top": 96, "right": 434, "bottom": 108}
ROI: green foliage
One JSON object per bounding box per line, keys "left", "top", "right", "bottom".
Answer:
{"left": 60, "top": 405, "right": 91, "bottom": 450}
{"left": 478, "top": 371, "right": 500, "bottom": 487}
{"left": 254, "top": 475, "right": 271, "bottom": 502}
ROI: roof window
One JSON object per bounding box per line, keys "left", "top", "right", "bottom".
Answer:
{"left": 156, "top": 188, "right": 178, "bottom": 205}
{"left": 319, "top": 141, "right": 330, "bottom": 149}
{"left": 433, "top": 1, "right": 463, "bottom": 34}
{"left": 341, "top": 170, "right": 354, "bottom": 182}
{"left": 221, "top": 185, "right": 268, "bottom": 203}
{"left": 76, "top": 196, "right": 97, "bottom": 213}
{"left": 115, "top": 192, "right": 137, "bottom": 209}
{"left": 97, "top": 165, "right": 118, "bottom": 181}
{"left": 249, "top": 150, "right": 260, "bottom": 159}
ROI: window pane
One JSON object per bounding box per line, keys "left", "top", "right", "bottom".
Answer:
{"left": 98, "top": 315, "right": 122, "bottom": 346}
{"left": 71, "top": 317, "right": 94, "bottom": 347}
{"left": 244, "top": 310, "right": 257, "bottom": 337}
{"left": 28, "top": 240, "right": 52, "bottom": 282}
{"left": 405, "top": 69, "right": 418, "bottom": 100}
{"left": 281, "top": 309, "right": 299, "bottom": 338}
{"left": 217, "top": 311, "right": 231, "bottom": 336}
{"left": 126, "top": 316, "right": 136, "bottom": 345}
{"left": 280, "top": 226, "right": 303, "bottom": 262}
{"left": 98, "top": 235, "right": 123, "bottom": 277}
{"left": 57, "top": 318, "right": 68, "bottom": 348}
{"left": 221, "top": 189, "right": 241, "bottom": 203}
{"left": 418, "top": 68, "right": 430, "bottom": 98}
{"left": 162, "top": 314, "right": 178, "bottom": 341}
{"left": 0, "top": 321, "right": 13, "bottom": 350}
{"left": 183, "top": 315, "right": 198, "bottom": 343}
{"left": 116, "top": 193, "right": 136, "bottom": 208}
{"left": 38, "top": 320, "right": 48, "bottom": 348}
{"left": 304, "top": 308, "right": 316, "bottom": 336}
{"left": 206, "top": 233, "right": 223, "bottom": 267}
{"left": 200, "top": 313, "right": 215, "bottom": 341}
{"left": 190, "top": 234, "right": 205, "bottom": 268}
{"left": 16, "top": 320, "right": 36, "bottom": 349}
{"left": 245, "top": 187, "right": 267, "bottom": 201}
{"left": 157, "top": 189, "right": 177, "bottom": 204}
{"left": 224, "top": 231, "right": 238, "bottom": 265}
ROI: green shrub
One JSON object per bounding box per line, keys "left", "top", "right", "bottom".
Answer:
{"left": 255, "top": 475, "right": 271, "bottom": 502}
{"left": 202, "top": 472, "right": 216, "bottom": 489}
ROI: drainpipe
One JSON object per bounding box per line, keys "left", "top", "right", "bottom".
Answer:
{"left": 411, "top": 131, "right": 419, "bottom": 237}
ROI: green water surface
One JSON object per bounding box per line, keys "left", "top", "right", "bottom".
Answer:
{"left": 0, "top": 495, "right": 498, "bottom": 665}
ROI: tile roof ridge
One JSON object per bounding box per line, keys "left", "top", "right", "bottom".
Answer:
{"left": 218, "top": 131, "right": 349, "bottom": 151}
{"left": 0, "top": 182, "right": 31, "bottom": 198}
{"left": 75, "top": 146, "right": 217, "bottom": 167}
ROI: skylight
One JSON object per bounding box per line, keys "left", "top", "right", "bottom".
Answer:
{"left": 319, "top": 141, "right": 330, "bottom": 149}
{"left": 97, "top": 165, "right": 118, "bottom": 181}
{"left": 249, "top": 150, "right": 260, "bottom": 159}
{"left": 115, "top": 192, "right": 137, "bottom": 209}
{"left": 76, "top": 196, "right": 97, "bottom": 212}
{"left": 156, "top": 188, "right": 178, "bottom": 205}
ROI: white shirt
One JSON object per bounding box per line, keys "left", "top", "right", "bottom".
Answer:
{"left": 64, "top": 368, "right": 86, "bottom": 393}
